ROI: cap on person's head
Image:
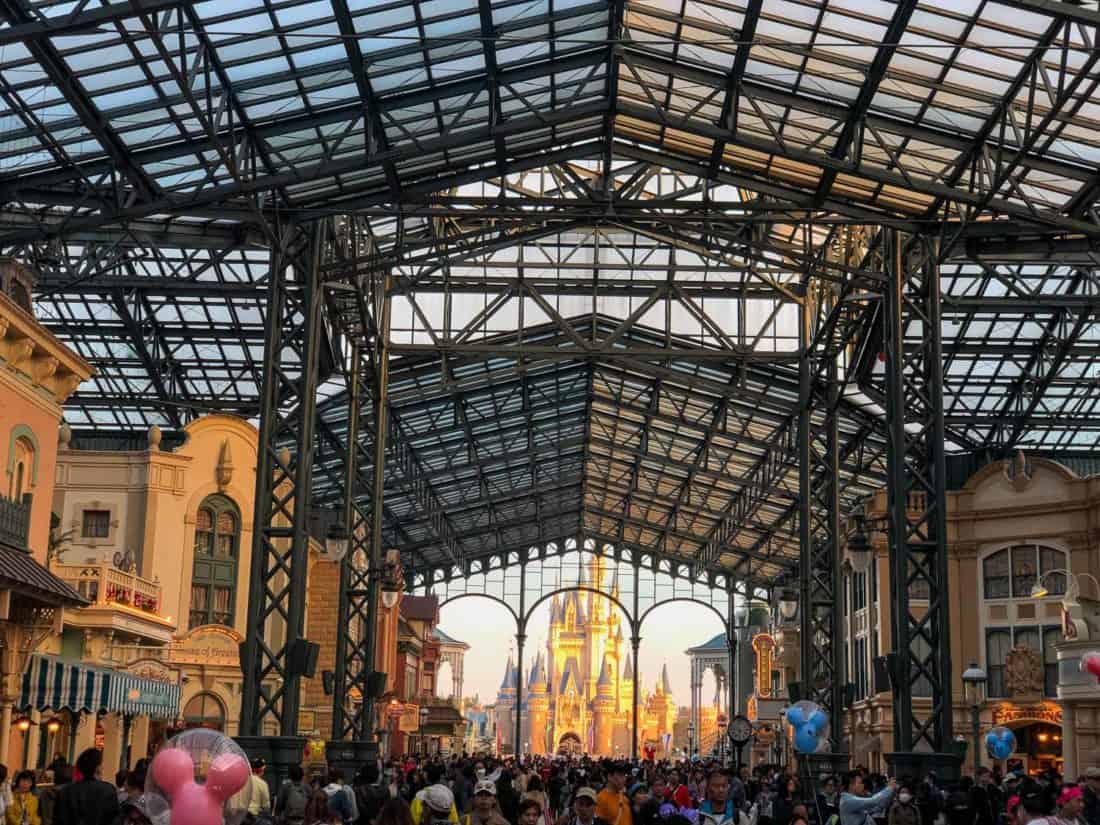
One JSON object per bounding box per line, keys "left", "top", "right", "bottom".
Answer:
{"left": 426, "top": 783, "right": 455, "bottom": 813}
{"left": 1057, "top": 787, "right": 1083, "bottom": 807}
{"left": 475, "top": 779, "right": 497, "bottom": 797}
{"left": 575, "top": 788, "right": 598, "bottom": 803}
{"left": 250, "top": 757, "right": 266, "bottom": 771}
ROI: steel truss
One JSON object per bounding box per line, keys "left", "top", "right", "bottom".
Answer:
{"left": 882, "top": 230, "right": 954, "bottom": 763}
{"left": 240, "top": 223, "right": 322, "bottom": 738}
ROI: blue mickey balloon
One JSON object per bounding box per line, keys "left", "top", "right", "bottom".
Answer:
{"left": 793, "top": 726, "right": 821, "bottom": 755}
{"left": 788, "top": 700, "right": 828, "bottom": 754}
{"left": 985, "top": 726, "right": 1016, "bottom": 760}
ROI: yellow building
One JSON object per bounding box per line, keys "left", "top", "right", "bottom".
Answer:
{"left": 495, "top": 558, "right": 677, "bottom": 756}
{"left": 766, "top": 453, "right": 1100, "bottom": 778}
{"left": 46, "top": 414, "right": 365, "bottom": 766}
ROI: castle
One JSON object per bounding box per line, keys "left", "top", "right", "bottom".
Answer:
{"left": 494, "top": 558, "right": 677, "bottom": 756}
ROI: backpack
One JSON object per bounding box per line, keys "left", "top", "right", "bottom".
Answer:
{"left": 280, "top": 781, "right": 310, "bottom": 824}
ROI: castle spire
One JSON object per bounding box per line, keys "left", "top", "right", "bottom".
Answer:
{"left": 597, "top": 653, "right": 614, "bottom": 692}
{"left": 550, "top": 594, "right": 563, "bottom": 626}
{"left": 621, "top": 651, "right": 633, "bottom": 680}
{"left": 499, "top": 654, "right": 517, "bottom": 692}
{"left": 659, "top": 662, "right": 672, "bottom": 695}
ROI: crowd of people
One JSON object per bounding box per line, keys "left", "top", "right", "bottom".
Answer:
{"left": 1, "top": 751, "right": 1097, "bottom": 825}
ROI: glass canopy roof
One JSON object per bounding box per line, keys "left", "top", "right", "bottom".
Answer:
{"left": 2, "top": 0, "right": 1098, "bottom": 576}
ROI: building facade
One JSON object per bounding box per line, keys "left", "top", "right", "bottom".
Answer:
{"left": 0, "top": 259, "right": 93, "bottom": 770}
{"left": 764, "top": 453, "right": 1100, "bottom": 777}
{"left": 494, "top": 558, "right": 677, "bottom": 756}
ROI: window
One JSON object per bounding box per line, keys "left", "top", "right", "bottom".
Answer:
{"left": 987, "top": 629, "right": 1011, "bottom": 698}
{"left": 853, "top": 572, "right": 867, "bottom": 612}
{"left": 405, "top": 662, "right": 418, "bottom": 701}
{"left": 987, "top": 626, "right": 1062, "bottom": 698}
{"left": 983, "top": 545, "right": 1067, "bottom": 599}
{"left": 81, "top": 509, "right": 110, "bottom": 538}
{"left": 983, "top": 550, "right": 1010, "bottom": 599}
{"left": 183, "top": 693, "right": 226, "bottom": 731}
{"left": 1042, "top": 627, "right": 1060, "bottom": 697}
{"left": 188, "top": 495, "right": 239, "bottom": 630}
{"left": 853, "top": 637, "right": 868, "bottom": 700}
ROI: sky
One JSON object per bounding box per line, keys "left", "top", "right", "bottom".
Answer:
{"left": 435, "top": 597, "right": 725, "bottom": 708}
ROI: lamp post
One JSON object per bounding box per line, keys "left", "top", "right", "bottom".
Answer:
{"left": 717, "top": 715, "right": 728, "bottom": 764}
{"left": 419, "top": 705, "right": 430, "bottom": 757}
{"left": 778, "top": 587, "right": 799, "bottom": 622}
{"left": 1029, "top": 569, "right": 1100, "bottom": 602}
{"left": 687, "top": 720, "right": 695, "bottom": 759}
{"left": 961, "top": 662, "right": 987, "bottom": 775}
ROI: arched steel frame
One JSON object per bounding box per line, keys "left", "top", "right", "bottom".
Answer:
{"left": 234, "top": 216, "right": 956, "bottom": 779}
{"left": 423, "top": 538, "right": 747, "bottom": 758}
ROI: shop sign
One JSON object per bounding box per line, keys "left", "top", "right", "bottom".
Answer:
{"left": 124, "top": 658, "right": 180, "bottom": 684}
{"left": 752, "top": 634, "right": 776, "bottom": 698}
{"left": 991, "top": 704, "right": 1063, "bottom": 726}
{"left": 399, "top": 703, "right": 420, "bottom": 732}
{"left": 169, "top": 625, "right": 242, "bottom": 668}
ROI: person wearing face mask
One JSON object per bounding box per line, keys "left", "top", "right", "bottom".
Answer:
{"left": 887, "top": 785, "right": 921, "bottom": 825}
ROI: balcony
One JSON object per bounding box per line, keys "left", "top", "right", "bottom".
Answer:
{"left": 0, "top": 493, "right": 31, "bottom": 550}
{"left": 54, "top": 564, "right": 174, "bottom": 643}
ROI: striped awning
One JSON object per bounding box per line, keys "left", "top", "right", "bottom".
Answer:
{"left": 20, "top": 655, "right": 181, "bottom": 721}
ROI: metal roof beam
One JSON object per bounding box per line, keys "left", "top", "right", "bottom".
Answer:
{"left": 0, "top": 0, "right": 181, "bottom": 46}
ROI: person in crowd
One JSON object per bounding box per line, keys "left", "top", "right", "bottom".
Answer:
{"left": 115, "top": 796, "right": 154, "bottom": 825}
{"left": 818, "top": 777, "right": 839, "bottom": 823}
{"left": 596, "top": 765, "right": 631, "bottom": 825}
{"left": 411, "top": 765, "right": 459, "bottom": 825}
{"left": 839, "top": 771, "right": 896, "bottom": 825}
{"left": 0, "top": 766, "right": 12, "bottom": 822}
{"left": 886, "top": 784, "right": 920, "bottom": 825}
{"left": 790, "top": 803, "right": 810, "bottom": 825}
{"left": 771, "top": 777, "right": 797, "bottom": 825}
{"left": 421, "top": 786, "right": 457, "bottom": 825}
{"left": 379, "top": 799, "right": 417, "bottom": 825}
{"left": 1082, "top": 770, "right": 1100, "bottom": 825}
{"left": 945, "top": 779, "right": 977, "bottom": 825}
{"left": 555, "top": 788, "right": 606, "bottom": 825}
{"left": 526, "top": 777, "right": 549, "bottom": 822}
{"left": 464, "top": 779, "right": 508, "bottom": 825}
{"left": 246, "top": 757, "right": 272, "bottom": 823}
{"left": 6, "top": 770, "right": 39, "bottom": 825}
{"left": 38, "top": 765, "right": 69, "bottom": 825}
{"left": 1015, "top": 791, "right": 1050, "bottom": 825}
{"left": 628, "top": 783, "right": 652, "bottom": 825}
{"left": 1052, "top": 787, "right": 1086, "bottom": 825}
{"left": 322, "top": 769, "right": 359, "bottom": 825}
{"left": 666, "top": 772, "right": 692, "bottom": 811}
{"left": 519, "top": 799, "right": 545, "bottom": 825}
{"left": 497, "top": 773, "right": 520, "bottom": 825}
{"left": 54, "top": 748, "right": 120, "bottom": 825}
{"left": 274, "top": 764, "right": 311, "bottom": 825}
{"left": 698, "top": 770, "right": 738, "bottom": 825}
{"left": 548, "top": 770, "right": 566, "bottom": 820}
{"left": 120, "top": 774, "right": 142, "bottom": 806}
{"left": 975, "top": 768, "right": 1005, "bottom": 825}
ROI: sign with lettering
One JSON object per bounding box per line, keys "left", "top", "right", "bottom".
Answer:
{"left": 399, "top": 702, "right": 421, "bottom": 733}
{"left": 169, "top": 624, "right": 242, "bottom": 668}
{"left": 752, "top": 633, "right": 776, "bottom": 698}
{"left": 124, "top": 658, "right": 180, "bottom": 685}
{"left": 991, "top": 703, "right": 1063, "bottom": 726}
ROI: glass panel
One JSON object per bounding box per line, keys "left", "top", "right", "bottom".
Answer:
{"left": 1039, "top": 547, "right": 1067, "bottom": 595}
{"left": 82, "top": 509, "right": 110, "bottom": 538}
{"left": 986, "top": 629, "right": 1011, "bottom": 698}
{"left": 1011, "top": 545, "right": 1038, "bottom": 598}
{"left": 1014, "top": 627, "right": 1039, "bottom": 654}
{"left": 1042, "top": 627, "right": 1060, "bottom": 697}
{"left": 212, "top": 587, "right": 233, "bottom": 626}
{"left": 189, "top": 586, "right": 208, "bottom": 629}
{"left": 983, "top": 550, "right": 1010, "bottom": 599}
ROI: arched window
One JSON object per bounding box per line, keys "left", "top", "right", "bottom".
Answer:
{"left": 983, "top": 545, "right": 1066, "bottom": 599}
{"left": 189, "top": 495, "right": 239, "bottom": 630}
{"left": 7, "top": 435, "right": 35, "bottom": 500}
{"left": 183, "top": 692, "right": 226, "bottom": 731}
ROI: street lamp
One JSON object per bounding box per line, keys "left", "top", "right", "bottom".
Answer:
{"left": 324, "top": 522, "right": 350, "bottom": 561}
{"left": 419, "top": 705, "right": 430, "bottom": 757}
{"left": 962, "top": 662, "right": 987, "bottom": 774}
{"left": 777, "top": 587, "right": 798, "bottom": 621}
{"left": 687, "top": 720, "right": 695, "bottom": 757}
{"left": 1029, "top": 569, "right": 1100, "bottom": 603}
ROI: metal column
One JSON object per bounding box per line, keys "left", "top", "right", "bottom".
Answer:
{"left": 239, "top": 223, "right": 324, "bottom": 771}
{"left": 630, "top": 632, "right": 641, "bottom": 759}
{"left": 882, "top": 229, "right": 958, "bottom": 777}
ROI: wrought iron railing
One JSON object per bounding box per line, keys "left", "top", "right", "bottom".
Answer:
{"left": 53, "top": 563, "right": 163, "bottom": 615}
{"left": 0, "top": 493, "right": 31, "bottom": 550}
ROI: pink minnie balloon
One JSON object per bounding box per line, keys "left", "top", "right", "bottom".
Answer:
{"left": 206, "top": 753, "right": 250, "bottom": 802}
{"left": 151, "top": 747, "right": 194, "bottom": 796}
{"left": 1082, "top": 651, "right": 1100, "bottom": 683}
{"left": 174, "top": 779, "right": 224, "bottom": 825}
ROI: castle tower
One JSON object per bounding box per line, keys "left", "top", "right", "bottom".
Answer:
{"left": 592, "top": 653, "right": 616, "bottom": 755}
{"left": 619, "top": 649, "right": 634, "bottom": 714}
{"left": 495, "top": 654, "right": 518, "bottom": 753}
{"left": 646, "top": 663, "right": 676, "bottom": 757}
{"left": 526, "top": 652, "right": 551, "bottom": 755}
